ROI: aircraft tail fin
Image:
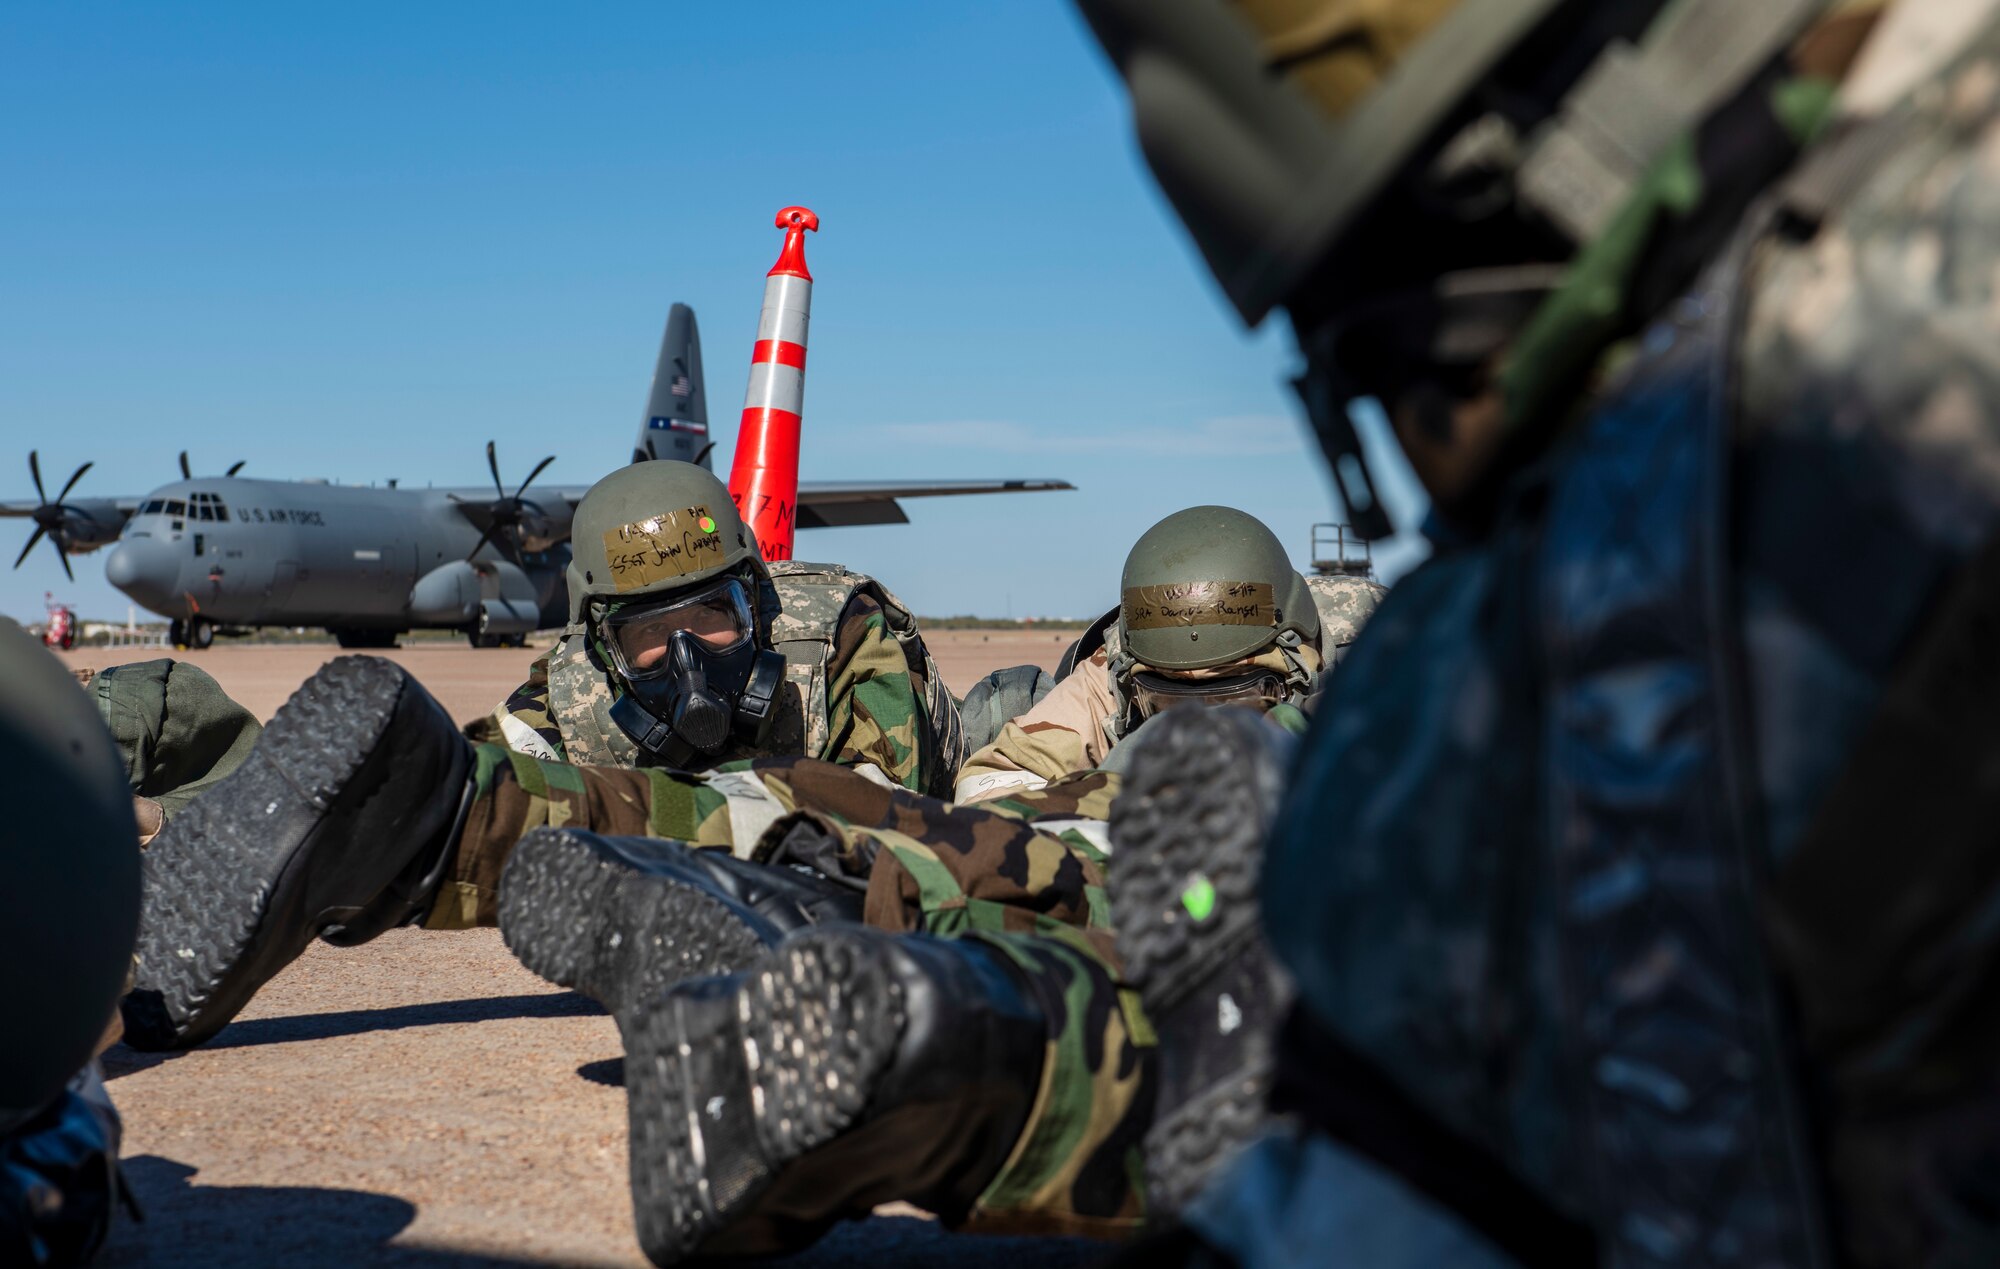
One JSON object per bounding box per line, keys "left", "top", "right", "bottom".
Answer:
{"left": 633, "top": 302, "right": 710, "bottom": 467}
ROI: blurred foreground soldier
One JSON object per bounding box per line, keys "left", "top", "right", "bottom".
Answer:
{"left": 1079, "top": 0, "right": 2000, "bottom": 1265}
{"left": 956, "top": 505, "right": 1380, "bottom": 802}
{"left": 0, "top": 621, "right": 140, "bottom": 1265}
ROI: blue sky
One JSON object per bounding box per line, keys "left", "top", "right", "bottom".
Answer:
{"left": 0, "top": 2, "right": 1428, "bottom": 625}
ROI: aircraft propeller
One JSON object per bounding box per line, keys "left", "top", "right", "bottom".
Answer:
{"left": 457, "top": 441, "right": 555, "bottom": 566}
{"left": 179, "top": 451, "right": 246, "bottom": 478}
{"left": 13, "top": 450, "right": 93, "bottom": 582}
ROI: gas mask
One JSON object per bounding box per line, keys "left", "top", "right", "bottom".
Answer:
{"left": 596, "top": 575, "right": 787, "bottom": 768}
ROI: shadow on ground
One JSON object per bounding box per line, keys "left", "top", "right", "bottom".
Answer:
{"left": 95, "top": 1158, "right": 1110, "bottom": 1268}
{"left": 103, "top": 992, "right": 605, "bottom": 1080}
{"left": 95, "top": 1157, "right": 572, "bottom": 1267}
{"left": 577, "top": 1057, "right": 624, "bottom": 1088}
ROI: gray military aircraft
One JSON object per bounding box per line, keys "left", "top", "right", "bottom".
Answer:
{"left": 5, "top": 304, "right": 1073, "bottom": 648}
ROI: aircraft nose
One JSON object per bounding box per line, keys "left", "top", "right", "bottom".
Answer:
{"left": 106, "top": 538, "right": 182, "bottom": 611}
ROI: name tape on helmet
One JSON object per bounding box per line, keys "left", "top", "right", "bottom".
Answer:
{"left": 604, "top": 505, "right": 725, "bottom": 592}
{"left": 1123, "top": 581, "right": 1277, "bottom": 630}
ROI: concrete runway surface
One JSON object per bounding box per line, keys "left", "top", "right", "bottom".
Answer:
{"left": 64, "top": 631, "right": 1108, "bottom": 1268}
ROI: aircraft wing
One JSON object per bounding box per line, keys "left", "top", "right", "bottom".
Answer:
{"left": 793, "top": 479, "right": 1075, "bottom": 528}
{"left": 523, "top": 477, "right": 1076, "bottom": 530}
{"left": 0, "top": 497, "right": 142, "bottom": 517}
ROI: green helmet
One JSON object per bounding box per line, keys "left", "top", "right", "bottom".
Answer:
{"left": 0, "top": 621, "right": 139, "bottom": 1134}
{"left": 565, "top": 461, "right": 760, "bottom": 625}
{"left": 1119, "top": 506, "right": 1317, "bottom": 672}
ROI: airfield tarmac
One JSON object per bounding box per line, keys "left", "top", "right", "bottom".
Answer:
{"left": 65, "top": 631, "right": 1098, "bottom": 1268}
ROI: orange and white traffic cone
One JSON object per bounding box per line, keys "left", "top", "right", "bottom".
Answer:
{"left": 727, "top": 206, "right": 818, "bottom": 562}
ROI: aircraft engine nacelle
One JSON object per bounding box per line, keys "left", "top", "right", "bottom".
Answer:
{"left": 407, "top": 558, "right": 541, "bottom": 635}
{"left": 514, "top": 499, "right": 573, "bottom": 555}
{"left": 408, "top": 560, "right": 482, "bottom": 625}
{"left": 55, "top": 498, "right": 127, "bottom": 554}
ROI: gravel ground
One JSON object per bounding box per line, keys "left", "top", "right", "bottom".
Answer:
{"left": 65, "top": 632, "right": 1108, "bottom": 1268}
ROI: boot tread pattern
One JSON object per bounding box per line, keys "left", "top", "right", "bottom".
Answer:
{"left": 1106, "top": 708, "right": 1286, "bottom": 1215}
{"left": 499, "top": 829, "right": 773, "bottom": 1017}
{"left": 1106, "top": 709, "right": 1279, "bottom": 1008}
{"left": 625, "top": 931, "right": 906, "bottom": 1266}
{"left": 123, "top": 656, "right": 404, "bottom": 1050}
{"left": 1145, "top": 1060, "right": 1274, "bottom": 1212}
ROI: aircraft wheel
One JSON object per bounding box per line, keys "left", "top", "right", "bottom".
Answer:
{"left": 188, "top": 620, "right": 215, "bottom": 651}
{"left": 169, "top": 618, "right": 189, "bottom": 650}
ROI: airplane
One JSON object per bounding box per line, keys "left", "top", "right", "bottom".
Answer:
{"left": 4, "top": 304, "right": 1074, "bottom": 649}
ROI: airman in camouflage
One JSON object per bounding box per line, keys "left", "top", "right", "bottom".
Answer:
{"left": 473, "top": 460, "right": 962, "bottom": 794}
{"left": 957, "top": 506, "right": 1380, "bottom": 803}
{"left": 1075, "top": 0, "right": 2000, "bottom": 1265}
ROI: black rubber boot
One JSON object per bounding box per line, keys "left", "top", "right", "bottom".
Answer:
{"left": 498, "top": 829, "right": 865, "bottom": 1017}
{"left": 620, "top": 926, "right": 1047, "bottom": 1266}
{"left": 120, "top": 656, "right": 473, "bottom": 1052}
{"left": 1106, "top": 705, "right": 1294, "bottom": 1215}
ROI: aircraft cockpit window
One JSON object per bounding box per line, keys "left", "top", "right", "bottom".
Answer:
{"left": 166, "top": 500, "right": 186, "bottom": 517}
{"left": 141, "top": 499, "right": 165, "bottom": 514}
{"left": 201, "top": 504, "right": 217, "bottom": 521}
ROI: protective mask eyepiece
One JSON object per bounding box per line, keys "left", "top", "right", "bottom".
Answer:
{"left": 1129, "top": 667, "right": 1289, "bottom": 720}
{"left": 599, "top": 577, "right": 754, "bottom": 684}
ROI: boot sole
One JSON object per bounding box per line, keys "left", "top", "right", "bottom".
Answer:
{"left": 498, "top": 830, "right": 779, "bottom": 1017}
{"left": 1106, "top": 707, "right": 1288, "bottom": 1213}
{"left": 121, "top": 656, "right": 407, "bottom": 1051}
{"left": 622, "top": 930, "right": 906, "bottom": 1266}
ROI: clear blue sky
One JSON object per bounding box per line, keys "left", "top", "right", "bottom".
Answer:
{"left": 0, "top": 2, "right": 1429, "bottom": 625}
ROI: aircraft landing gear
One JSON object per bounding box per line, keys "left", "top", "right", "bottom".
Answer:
{"left": 467, "top": 612, "right": 529, "bottom": 649}
{"left": 170, "top": 619, "right": 215, "bottom": 651}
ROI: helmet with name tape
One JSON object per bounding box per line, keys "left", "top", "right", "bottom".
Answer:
{"left": 564, "top": 461, "right": 760, "bottom": 627}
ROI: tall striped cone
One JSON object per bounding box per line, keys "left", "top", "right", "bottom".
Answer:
{"left": 727, "top": 206, "right": 818, "bottom": 562}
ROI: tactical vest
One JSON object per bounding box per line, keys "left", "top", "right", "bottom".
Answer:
{"left": 1262, "top": 96, "right": 2000, "bottom": 1265}
{"left": 544, "top": 561, "right": 963, "bottom": 796}
{"left": 1076, "top": 576, "right": 1382, "bottom": 743}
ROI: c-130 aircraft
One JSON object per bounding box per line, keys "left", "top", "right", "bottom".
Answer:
{"left": 4, "top": 304, "right": 1072, "bottom": 649}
